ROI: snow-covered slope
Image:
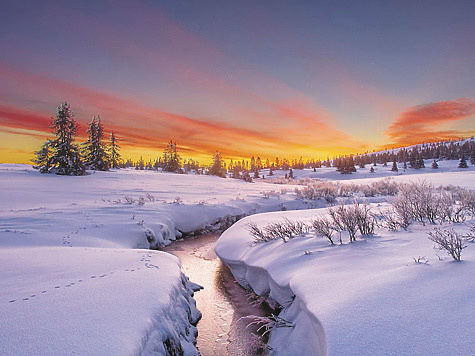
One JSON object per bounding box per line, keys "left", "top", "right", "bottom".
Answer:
{"left": 1, "top": 247, "right": 200, "bottom": 355}
{"left": 0, "top": 164, "right": 313, "bottom": 355}
{"left": 216, "top": 173, "right": 475, "bottom": 355}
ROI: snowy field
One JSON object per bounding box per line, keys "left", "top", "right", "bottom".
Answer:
{"left": 216, "top": 169, "right": 475, "bottom": 355}
{"left": 1, "top": 162, "right": 474, "bottom": 355}
{"left": 0, "top": 164, "right": 311, "bottom": 355}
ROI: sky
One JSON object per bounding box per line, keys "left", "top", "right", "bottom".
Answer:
{"left": 1, "top": 0, "right": 474, "bottom": 164}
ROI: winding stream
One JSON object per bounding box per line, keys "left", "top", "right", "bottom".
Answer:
{"left": 164, "top": 234, "right": 272, "bottom": 356}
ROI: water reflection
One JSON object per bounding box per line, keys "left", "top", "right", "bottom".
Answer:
{"left": 164, "top": 234, "right": 272, "bottom": 356}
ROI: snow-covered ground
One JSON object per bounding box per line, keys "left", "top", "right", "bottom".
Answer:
{"left": 0, "top": 164, "right": 312, "bottom": 355}
{"left": 257, "top": 158, "right": 475, "bottom": 185}
{"left": 2, "top": 163, "right": 474, "bottom": 355}
{"left": 216, "top": 171, "right": 475, "bottom": 355}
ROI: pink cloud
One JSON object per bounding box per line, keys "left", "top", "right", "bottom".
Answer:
{"left": 386, "top": 98, "right": 475, "bottom": 145}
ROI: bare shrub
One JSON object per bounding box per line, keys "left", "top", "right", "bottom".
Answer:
{"left": 264, "top": 218, "right": 307, "bottom": 242}
{"left": 137, "top": 196, "right": 145, "bottom": 205}
{"left": 240, "top": 314, "right": 294, "bottom": 337}
{"left": 427, "top": 227, "right": 466, "bottom": 261}
{"left": 294, "top": 177, "right": 399, "bottom": 201}
{"left": 378, "top": 209, "right": 401, "bottom": 231}
{"left": 145, "top": 193, "right": 155, "bottom": 202}
{"left": 124, "top": 196, "right": 135, "bottom": 204}
{"left": 246, "top": 222, "right": 272, "bottom": 243}
{"left": 392, "top": 181, "right": 474, "bottom": 226}
{"left": 311, "top": 215, "right": 336, "bottom": 244}
{"left": 247, "top": 218, "right": 308, "bottom": 243}
{"left": 413, "top": 256, "right": 429, "bottom": 264}
{"left": 353, "top": 200, "right": 376, "bottom": 235}
{"left": 261, "top": 190, "right": 280, "bottom": 199}
{"left": 329, "top": 201, "right": 358, "bottom": 242}
{"left": 463, "top": 223, "right": 475, "bottom": 242}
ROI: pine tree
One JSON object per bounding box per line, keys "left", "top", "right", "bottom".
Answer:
{"left": 109, "top": 131, "right": 121, "bottom": 169}
{"left": 459, "top": 155, "right": 468, "bottom": 168}
{"left": 470, "top": 149, "right": 475, "bottom": 165}
{"left": 431, "top": 160, "right": 439, "bottom": 169}
{"left": 32, "top": 141, "right": 51, "bottom": 173}
{"left": 41, "top": 101, "right": 84, "bottom": 175}
{"left": 162, "top": 140, "right": 181, "bottom": 172}
{"left": 253, "top": 168, "right": 260, "bottom": 178}
{"left": 391, "top": 159, "right": 398, "bottom": 172}
{"left": 209, "top": 151, "right": 226, "bottom": 177}
{"left": 82, "top": 116, "right": 109, "bottom": 171}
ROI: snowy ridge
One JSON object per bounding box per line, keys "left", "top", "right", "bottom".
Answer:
{"left": 0, "top": 247, "right": 201, "bottom": 356}
{"left": 215, "top": 179, "right": 475, "bottom": 355}
{"left": 140, "top": 274, "right": 201, "bottom": 355}
{"left": 215, "top": 211, "right": 328, "bottom": 355}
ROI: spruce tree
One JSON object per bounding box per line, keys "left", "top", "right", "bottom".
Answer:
{"left": 109, "top": 131, "right": 121, "bottom": 169}
{"left": 32, "top": 141, "right": 51, "bottom": 173}
{"left": 162, "top": 140, "right": 181, "bottom": 172}
{"left": 209, "top": 151, "right": 226, "bottom": 177}
{"left": 391, "top": 159, "right": 398, "bottom": 172}
{"left": 459, "top": 155, "right": 468, "bottom": 168}
{"left": 82, "top": 116, "right": 109, "bottom": 171}
{"left": 42, "top": 101, "right": 84, "bottom": 175}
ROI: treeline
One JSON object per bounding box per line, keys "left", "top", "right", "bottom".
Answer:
{"left": 329, "top": 138, "right": 475, "bottom": 174}
{"left": 33, "top": 102, "right": 475, "bottom": 177}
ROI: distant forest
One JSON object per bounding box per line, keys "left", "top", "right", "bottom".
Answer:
{"left": 33, "top": 102, "right": 475, "bottom": 177}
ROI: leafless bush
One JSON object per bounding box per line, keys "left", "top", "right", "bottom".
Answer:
{"left": 463, "top": 223, "right": 475, "bottom": 242}
{"left": 369, "top": 177, "right": 399, "bottom": 196}
{"left": 427, "top": 227, "right": 466, "bottom": 261}
{"left": 145, "top": 193, "right": 155, "bottom": 202}
{"left": 240, "top": 314, "right": 294, "bottom": 337}
{"left": 329, "top": 201, "right": 358, "bottom": 242}
{"left": 137, "top": 196, "right": 145, "bottom": 205}
{"left": 124, "top": 196, "right": 135, "bottom": 204}
{"left": 311, "top": 215, "right": 336, "bottom": 244}
{"left": 247, "top": 218, "right": 308, "bottom": 243}
{"left": 261, "top": 190, "right": 280, "bottom": 199}
{"left": 353, "top": 200, "right": 376, "bottom": 235}
{"left": 413, "top": 256, "right": 429, "bottom": 264}
{"left": 294, "top": 177, "right": 399, "bottom": 201}
{"left": 459, "top": 188, "right": 475, "bottom": 216}
{"left": 264, "top": 218, "right": 308, "bottom": 242}
{"left": 392, "top": 181, "right": 474, "bottom": 226}
{"left": 378, "top": 209, "right": 402, "bottom": 231}
{"left": 246, "top": 222, "right": 273, "bottom": 243}
{"left": 173, "top": 197, "right": 183, "bottom": 204}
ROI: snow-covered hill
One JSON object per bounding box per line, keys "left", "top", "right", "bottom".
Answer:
{"left": 0, "top": 164, "right": 312, "bottom": 355}
{"left": 216, "top": 172, "right": 475, "bottom": 355}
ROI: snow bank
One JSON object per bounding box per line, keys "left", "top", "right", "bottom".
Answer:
{"left": 0, "top": 247, "right": 200, "bottom": 355}
{"left": 216, "top": 208, "right": 475, "bottom": 355}
{"left": 0, "top": 164, "right": 312, "bottom": 355}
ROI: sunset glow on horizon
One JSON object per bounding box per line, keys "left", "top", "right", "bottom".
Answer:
{"left": 1, "top": 0, "right": 474, "bottom": 164}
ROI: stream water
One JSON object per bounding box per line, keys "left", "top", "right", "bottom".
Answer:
{"left": 164, "top": 234, "right": 272, "bottom": 356}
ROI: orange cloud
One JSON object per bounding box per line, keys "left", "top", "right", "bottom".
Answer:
{"left": 386, "top": 98, "right": 475, "bottom": 145}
